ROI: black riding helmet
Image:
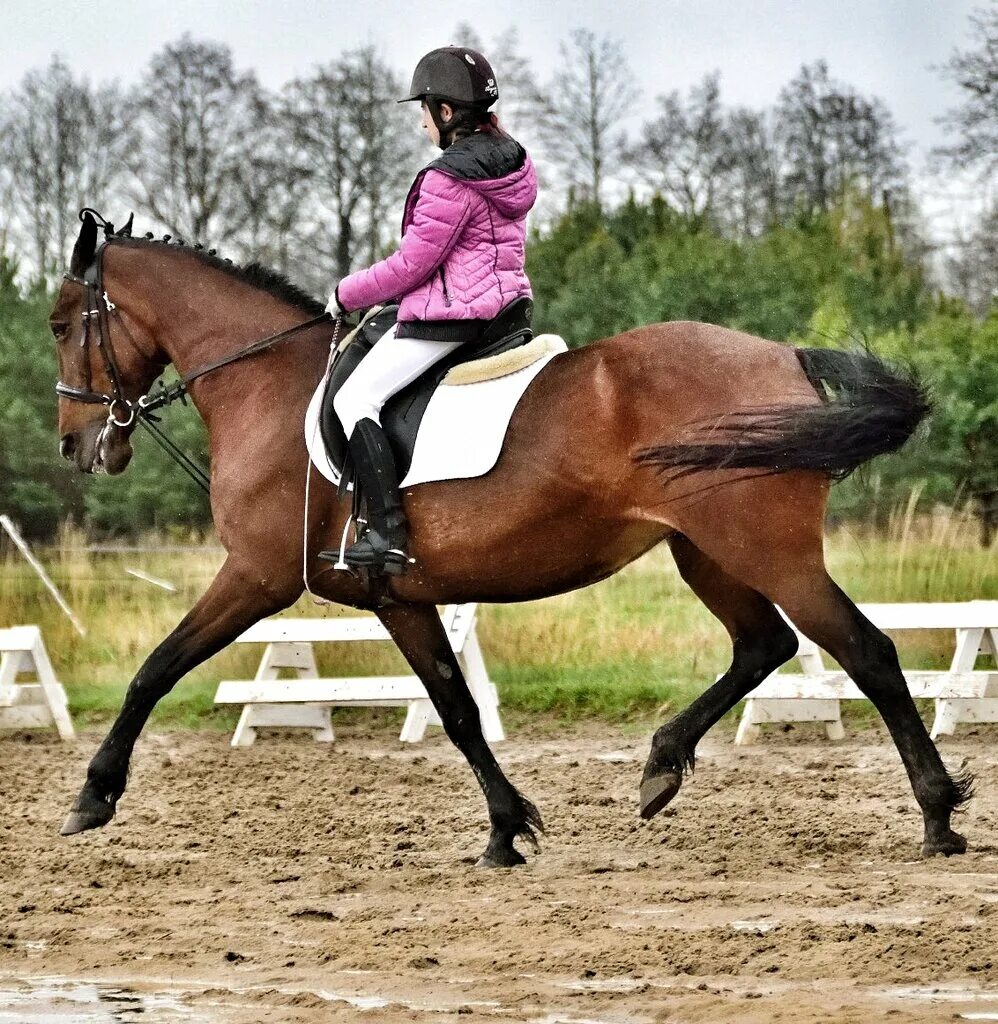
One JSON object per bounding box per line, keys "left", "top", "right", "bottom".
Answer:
{"left": 399, "top": 47, "right": 499, "bottom": 150}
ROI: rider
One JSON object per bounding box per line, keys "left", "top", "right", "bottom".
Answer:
{"left": 319, "top": 46, "right": 538, "bottom": 576}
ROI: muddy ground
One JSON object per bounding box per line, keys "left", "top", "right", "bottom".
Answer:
{"left": 2, "top": 720, "right": 998, "bottom": 1023}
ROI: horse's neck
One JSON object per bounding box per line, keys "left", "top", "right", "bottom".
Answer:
{"left": 124, "top": 254, "right": 326, "bottom": 423}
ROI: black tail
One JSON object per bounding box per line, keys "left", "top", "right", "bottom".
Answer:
{"left": 635, "top": 347, "right": 931, "bottom": 482}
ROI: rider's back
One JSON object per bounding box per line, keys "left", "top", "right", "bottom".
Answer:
{"left": 337, "top": 129, "right": 537, "bottom": 336}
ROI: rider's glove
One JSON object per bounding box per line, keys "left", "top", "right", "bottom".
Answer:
{"left": 325, "top": 284, "right": 347, "bottom": 317}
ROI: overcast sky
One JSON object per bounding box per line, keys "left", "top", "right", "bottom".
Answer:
{"left": 4, "top": 0, "right": 990, "bottom": 233}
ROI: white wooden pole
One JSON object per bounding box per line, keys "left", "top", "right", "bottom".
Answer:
{"left": 0, "top": 515, "right": 86, "bottom": 637}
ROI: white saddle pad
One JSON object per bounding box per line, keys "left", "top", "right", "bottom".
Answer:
{"left": 304, "top": 336, "right": 567, "bottom": 488}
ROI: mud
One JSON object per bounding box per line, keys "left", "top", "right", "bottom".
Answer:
{"left": 1, "top": 721, "right": 997, "bottom": 1022}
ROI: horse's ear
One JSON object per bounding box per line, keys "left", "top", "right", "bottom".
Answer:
{"left": 70, "top": 211, "right": 98, "bottom": 276}
{"left": 117, "top": 212, "right": 134, "bottom": 238}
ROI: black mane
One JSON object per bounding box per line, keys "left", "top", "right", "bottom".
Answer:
{"left": 115, "top": 236, "right": 325, "bottom": 317}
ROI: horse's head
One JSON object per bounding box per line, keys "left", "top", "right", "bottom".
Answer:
{"left": 52, "top": 210, "right": 163, "bottom": 475}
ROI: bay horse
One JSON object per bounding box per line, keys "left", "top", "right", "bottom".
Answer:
{"left": 51, "top": 211, "right": 971, "bottom": 867}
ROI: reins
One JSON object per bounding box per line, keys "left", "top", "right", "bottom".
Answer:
{"left": 56, "top": 211, "right": 335, "bottom": 493}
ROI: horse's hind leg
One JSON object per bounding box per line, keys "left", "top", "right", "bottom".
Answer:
{"left": 670, "top": 479, "right": 971, "bottom": 857}
{"left": 640, "top": 533, "right": 799, "bottom": 819}
{"left": 769, "top": 572, "right": 971, "bottom": 857}
{"left": 376, "top": 601, "right": 542, "bottom": 867}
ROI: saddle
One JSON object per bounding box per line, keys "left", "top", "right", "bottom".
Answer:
{"left": 319, "top": 297, "right": 534, "bottom": 479}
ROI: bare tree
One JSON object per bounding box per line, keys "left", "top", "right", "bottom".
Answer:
{"left": 933, "top": 5, "right": 998, "bottom": 179}
{"left": 452, "top": 23, "right": 544, "bottom": 145}
{"left": 126, "top": 35, "right": 262, "bottom": 245}
{"left": 0, "top": 56, "right": 126, "bottom": 282}
{"left": 944, "top": 201, "right": 998, "bottom": 316}
{"left": 720, "top": 107, "right": 781, "bottom": 237}
{"left": 775, "top": 60, "right": 908, "bottom": 216}
{"left": 230, "top": 87, "right": 307, "bottom": 275}
{"left": 628, "top": 72, "right": 733, "bottom": 222}
{"left": 284, "top": 46, "right": 420, "bottom": 287}
{"left": 536, "top": 29, "right": 639, "bottom": 207}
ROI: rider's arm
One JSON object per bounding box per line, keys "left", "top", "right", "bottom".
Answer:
{"left": 336, "top": 171, "right": 473, "bottom": 313}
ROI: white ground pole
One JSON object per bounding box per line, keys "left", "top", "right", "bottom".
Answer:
{"left": 0, "top": 515, "right": 86, "bottom": 637}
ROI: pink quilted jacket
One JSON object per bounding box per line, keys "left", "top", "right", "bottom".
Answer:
{"left": 336, "top": 133, "right": 537, "bottom": 323}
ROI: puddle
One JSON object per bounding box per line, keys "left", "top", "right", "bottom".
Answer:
{"left": 532, "top": 1017, "right": 631, "bottom": 1024}
{"left": 556, "top": 978, "right": 645, "bottom": 993}
{"left": 0, "top": 973, "right": 504, "bottom": 1021}
{"left": 730, "top": 919, "right": 778, "bottom": 934}
{"left": 314, "top": 987, "right": 388, "bottom": 1009}
{"left": 0, "top": 978, "right": 198, "bottom": 1022}
{"left": 882, "top": 984, "right": 998, "bottom": 1020}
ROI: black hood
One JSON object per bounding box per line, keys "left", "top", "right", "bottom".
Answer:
{"left": 427, "top": 131, "right": 526, "bottom": 183}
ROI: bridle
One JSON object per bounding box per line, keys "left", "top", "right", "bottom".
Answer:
{"left": 56, "top": 209, "right": 337, "bottom": 490}
{"left": 57, "top": 236, "right": 149, "bottom": 429}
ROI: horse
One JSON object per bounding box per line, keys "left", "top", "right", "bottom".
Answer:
{"left": 50, "top": 210, "right": 971, "bottom": 868}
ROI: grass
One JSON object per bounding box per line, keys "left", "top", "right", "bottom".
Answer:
{"left": 0, "top": 507, "right": 995, "bottom": 731}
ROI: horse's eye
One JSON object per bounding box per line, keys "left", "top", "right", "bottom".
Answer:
{"left": 50, "top": 322, "right": 69, "bottom": 339}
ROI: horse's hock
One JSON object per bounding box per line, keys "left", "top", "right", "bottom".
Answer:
{"left": 736, "top": 601, "right": 998, "bottom": 743}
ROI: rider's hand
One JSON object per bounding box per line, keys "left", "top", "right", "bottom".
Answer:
{"left": 325, "top": 285, "right": 347, "bottom": 318}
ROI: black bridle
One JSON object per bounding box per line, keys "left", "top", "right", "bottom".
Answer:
{"left": 56, "top": 210, "right": 335, "bottom": 491}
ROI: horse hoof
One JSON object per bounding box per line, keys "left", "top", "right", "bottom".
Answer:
{"left": 921, "top": 829, "right": 967, "bottom": 858}
{"left": 639, "top": 771, "right": 682, "bottom": 820}
{"left": 475, "top": 847, "right": 527, "bottom": 869}
{"left": 60, "top": 800, "right": 115, "bottom": 836}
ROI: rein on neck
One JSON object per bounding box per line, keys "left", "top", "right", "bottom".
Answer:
{"left": 56, "top": 218, "right": 333, "bottom": 492}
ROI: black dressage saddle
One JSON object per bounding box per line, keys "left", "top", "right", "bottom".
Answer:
{"left": 320, "top": 297, "right": 534, "bottom": 480}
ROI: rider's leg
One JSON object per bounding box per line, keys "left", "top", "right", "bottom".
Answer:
{"left": 332, "top": 325, "right": 462, "bottom": 437}
{"left": 324, "top": 327, "right": 461, "bottom": 571}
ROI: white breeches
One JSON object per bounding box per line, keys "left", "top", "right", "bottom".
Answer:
{"left": 332, "top": 325, "right": 462, "bottom": 437}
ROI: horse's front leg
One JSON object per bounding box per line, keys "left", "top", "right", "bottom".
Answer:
{"left": 377, "top": 602, "right": 543, "bottom": 867}
{"left": 61, "top": 556, "right": 297, "bottom": 836}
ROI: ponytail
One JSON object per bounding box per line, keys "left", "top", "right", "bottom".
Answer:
{"left": 438, "top": 100, "right": 508, "bottom": 147}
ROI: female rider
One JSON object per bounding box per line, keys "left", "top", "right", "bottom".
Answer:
{"left": 321, "top": 46, "right": 538, "bottom": 576}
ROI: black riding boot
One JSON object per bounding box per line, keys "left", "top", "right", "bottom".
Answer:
{"left": 320, "top": 417, "right": 411, "bottom": 576}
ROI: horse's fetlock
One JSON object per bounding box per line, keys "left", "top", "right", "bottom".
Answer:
{"left": 651, "top": 724, "right": 695, "bottom": 776}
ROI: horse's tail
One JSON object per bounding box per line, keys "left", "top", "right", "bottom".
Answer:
{"left": 635, "top": 347, "right": 930, "bottom": 482}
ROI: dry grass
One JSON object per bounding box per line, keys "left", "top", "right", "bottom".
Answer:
{"left": 0, "top": 505, "right": 994, "bottom": 726}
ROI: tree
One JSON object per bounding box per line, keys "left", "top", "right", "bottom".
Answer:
{"left": 0, "top": 56, "right": 126, "bottom": 283}
{"left": 452, "top": 23, "right": 544, "bottom": 145}
{"left": 775, "top": 61, "right": 908, "bottom": 217}
{"left": 933, "top": 5, "right": 998, "bottom": 179}
{"left": 536, "top": 29, "right": 639, "bottom": 207}
{"left": 284, "top": 46, "right": 420, "bottom": 289}
{"left": 719, "top": 107, "right": 781, "bottom": 238}
{"left": 944, "top": 200, "right": 998, "bottom": 318}
{"left": 229, "top": 87, "right": 307, "bottom": 275}
{"left": 628, "top": 72, "right": 733, "bottom": 223}
{"left": 0, "top": 255, "right": 83, "bottom": 536}
{"left": 126, "top": 35, "right": 262, "bottom": 245}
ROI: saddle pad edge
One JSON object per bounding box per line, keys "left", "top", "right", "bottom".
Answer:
{"left": 443, "top": 334, "right": 568, "bottom": 386}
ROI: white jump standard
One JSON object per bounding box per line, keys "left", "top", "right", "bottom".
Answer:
{"left": 736, "top": 601, "right": 998, "bottom": 744}
{"left": 0, "top": 626, "right": 75, "bottom": 740}
{"left": 214, "top": 603, "right": 502, "bottom": 746}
